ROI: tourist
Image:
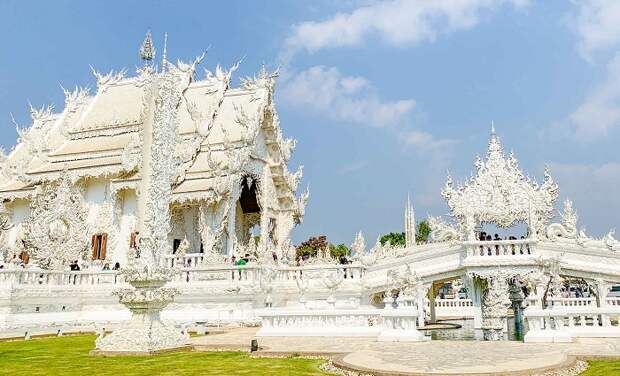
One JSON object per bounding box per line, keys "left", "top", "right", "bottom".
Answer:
{"left": 113, "top": 262, "right": 120, "bottom": 270}
{"left": 102, "top": 263, "right": 110, "bottom": 271}
{"left": 494, "top": 234, "right": 501, "bottom": 255}
{"left": 231, "top": 256, "right": 236, "bottom": 280}
{"left": 485, "top": 234, "right": 492, "bottom": 255}
{"left": 479, "top": 231, "right": 487, "bottom": 255}
{"left": 236, "top": 256, "right": 247, "bottom": 280}
{"left": 521, "top": 236, "right": 531, "bottom": 254}
{"left": 272, "top": 251, "right": 278, "bottom": 264}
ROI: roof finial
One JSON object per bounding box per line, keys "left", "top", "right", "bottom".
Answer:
{"left": 161, "top": 32, "right": 168, "bottom": 73}
{"left": 139, "top": 30, "right": 155, "bottom": 63}
{"left": 491, "top": 120, "right": 496, "bottom": 135}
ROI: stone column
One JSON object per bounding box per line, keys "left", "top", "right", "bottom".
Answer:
{"left": 464, "top": 275, "right": 483, "bottom": 329}
{"left": 226, "top": 201, "right": 236, "bottom": 257}
{"left": 509, "top": 283, "right": 525, "bottom": 334}
{"left": 595, "top": 279, "right": 612, "bottom": 327}
{"left": 480, "top": 275, "right": 511, "bottom": 341}
{"left": 416, "top": 283, "right": 431, "bottom": 328}
{"left": 428, "top": 282, "right": 437, "bottom": 323}
{"left": 94, "top": 67, "right": 190, "bottom": 355}
{"left": 595, "top": 278, "right": 612, "bottom": 307}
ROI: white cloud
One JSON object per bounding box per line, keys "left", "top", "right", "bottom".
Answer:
{"left": 280, "top": 65, "right": 415, "bottom": 127}
{"left": 572, "top": 0, "right": 620, "bottom": 61}
{"left": 283, "top": 0, "right": 528, "bottom": 59}
{"left": 569, "top": 52, "right": 620, "bottom": 139}
{"left": 400, "top": 130, "right": 457, "bottom": 151}
{"left": 548, "top": 161, "right": 620, "bottom": 235}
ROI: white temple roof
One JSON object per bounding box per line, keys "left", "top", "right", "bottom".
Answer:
{"left": 0, "top": 56, "right": 302, "bottom": 210}
{"left": 71, "top": 80, "right": 144, "bottom": 134}
{"left": 442, "top": 129, "right": 559, "bottom": 228}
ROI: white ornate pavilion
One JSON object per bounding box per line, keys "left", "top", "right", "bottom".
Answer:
{"left": 1, "top": 34, "right": 620, "bottom": 346}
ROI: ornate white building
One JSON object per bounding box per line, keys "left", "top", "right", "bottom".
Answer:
{"left": 0, "top": 33, "right": 308, "bottom": 271}
{"left": 1, "top": 35, "right": 620, "bottom": 345}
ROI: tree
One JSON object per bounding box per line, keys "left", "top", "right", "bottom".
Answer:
{"left": 329, "top": 243, "right": 350, "bottom": 259}
{"left": 416, "top": 220, "right": 431, "bottom": 244}
{"left": 379, "top": 219, "right": 431, "bottom": 246}
{"left": 295, "top": 235, "right": 350, "bottom": 259}
{"left": 295, "top": 235, "right": 328, "bottom": 258}
{"left": 379, "top": 232, "right": 405, "bottom": 247}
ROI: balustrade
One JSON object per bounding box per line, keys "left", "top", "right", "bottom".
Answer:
{"left": 464, "top": 239, "right": 535, "bottom": 257}
{"left": 606, "top": 297, "right": 620, "bottom": 307}
{"left": 524, "top": 297, "right": 620, "bottom": 342}
{"left": 0, "top": 269, "right": 121, "bottom": 287}
{"left": 257, "top": 309, "right": 382, "bottom": 337}
{"left": 163, "top": 253, "right": 211, "bottom": 268}
{"left": 548, "top": 297, "right": 595, "bottom": 308}
{"left": 272, "top": 264, "right": 364, "bottom": 281}
{"left": 434, "top": 298, "right": 474, "bottom": 308}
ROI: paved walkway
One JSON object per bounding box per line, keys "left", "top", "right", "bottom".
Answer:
{"left": 191, "top": 327, "right": 620, "bottom": 375}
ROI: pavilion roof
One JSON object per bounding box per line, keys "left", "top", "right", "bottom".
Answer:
{"left": 441, "top": 128, "right": 559, "bottom": 228}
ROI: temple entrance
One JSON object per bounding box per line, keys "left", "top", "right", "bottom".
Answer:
{"left": 236, "top": 177, "right": 261, "bottom": 247}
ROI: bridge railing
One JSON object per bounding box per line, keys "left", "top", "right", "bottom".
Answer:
{"left": 548, "top": 297, "right": 596, "bottom": 308}
{"left": 463, "top": 239, "right": 535, "bottom": 257}
{"left": 0, "top": 269, "right": 122, "bottom": 286}
{"left": 163, "top": 253, "right": 217, "bottom": 268}
{"left": 170, "top": 264, "right": 262, "bottom": 283}
{"left": 0, "top": 262, "right": 366, "bottom": 287}
{"left": 525, "top": 305, "right": 620, "bottom": 342}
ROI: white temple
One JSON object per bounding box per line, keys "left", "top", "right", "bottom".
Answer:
{"left": 2, "top": 34, "right": 620, "bottom": 347}
{"left": 0, "top": 32, "right": 307, "bottom": 272}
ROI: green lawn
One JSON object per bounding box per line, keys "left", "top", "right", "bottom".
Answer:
{"left": 581, "top": 359, "right": 620, "bottom": 376}
{"left": 0, "top": 335, "right": 332, "bottom": 376}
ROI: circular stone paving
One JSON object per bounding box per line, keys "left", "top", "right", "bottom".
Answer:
{"left": 336, "top": 341, "right": 572, "bottom": 375}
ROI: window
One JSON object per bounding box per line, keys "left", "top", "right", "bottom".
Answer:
{"left": 130, "top": 232, "right": 138, "bottom": 249}
{"left": 19, "top": 251, "right": 30, "bottom": 264}
{"left": 91, "top": 234, "right": 108, "bottom": 260}
{"left": 172, "top": 239, "right": 181, "bottom": 254}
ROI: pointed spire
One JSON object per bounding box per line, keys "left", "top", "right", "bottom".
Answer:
{"left": 487, "top": 121, "right": 504, "bottom": 161}
{"left": 139, "top": 30, "right": 155, "bottom": 62}
{"left": 405, "top": 193, "right": 416, "bottom": 248}
{"left": 161, "top": 32, "right": 168, "bottom": 73}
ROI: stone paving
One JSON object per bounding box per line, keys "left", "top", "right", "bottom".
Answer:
{"left": 191, "top": 327, "right": 620, "bottom": 375}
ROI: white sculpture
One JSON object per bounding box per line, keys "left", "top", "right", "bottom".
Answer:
{"left": 22, "top": 176, "right": 89, "bottom": 270}
{"left": 351, "top": 231, "right": 366, "bottom": 255}
{"left": 547, "top": 199, "right": 578, "bottom": 241}
{"left": 442, "top": 127, "right": 558, "bottom": 240}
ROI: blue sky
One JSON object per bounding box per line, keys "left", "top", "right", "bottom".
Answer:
{"left": 1, "top": 1, "right": 619, "bottom": 245}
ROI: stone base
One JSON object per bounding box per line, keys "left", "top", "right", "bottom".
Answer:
{"left": 482, "top": 328, "right": 505, "bottom": 341}
{"left": 524, "top": 330, "right": 573, "bottom": 343}
{"left": 94, "top": 318, "right": 189, "bottom": 354}
{"left": 377, "top": 329, "right": 429, "bottom": 342}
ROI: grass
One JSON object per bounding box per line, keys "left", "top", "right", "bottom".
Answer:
{"left": 580, "top": 359, "right": 620, "bottom": 376}
{"left": 0, "top": 335, "right": 332, "bottom": 376}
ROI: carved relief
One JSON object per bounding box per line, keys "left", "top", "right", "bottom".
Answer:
{"left": 23, "top": 177, "right": 89, "bottom": 269}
